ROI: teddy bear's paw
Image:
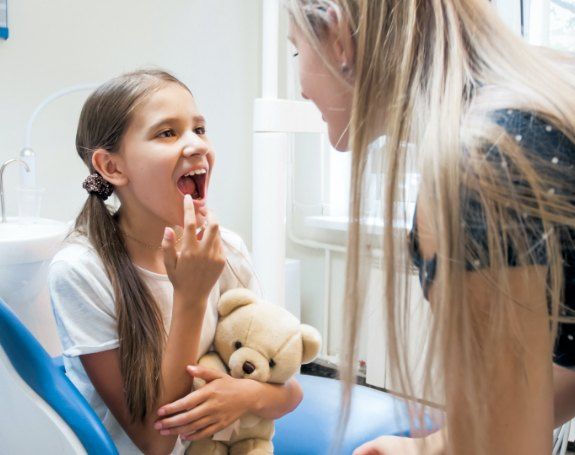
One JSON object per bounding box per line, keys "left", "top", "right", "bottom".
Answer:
{"left": 239, "top": 413, "right": 261, "bottom": 428}
{"left": 185, "top": 438, "right": 228, "bottom": 455}
{"left": 192, "top": 377, "right": 207, "bottom": 390}
{"left": 230, "top": 438, "right": 273, "bottom": 455}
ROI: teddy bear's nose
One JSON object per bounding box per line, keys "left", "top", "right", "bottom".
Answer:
{"left": 242, "top": 361, "right": 256, "bottom": 374}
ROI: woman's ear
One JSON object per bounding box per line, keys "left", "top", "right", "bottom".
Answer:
{"left": 327, "top": 6, "right": 355, "bottom": 74}
{"left": 91, "top": 149, "right": 128, "bottom": 187}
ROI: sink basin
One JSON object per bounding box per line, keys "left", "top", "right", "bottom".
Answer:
{"left": 0, "top": 218, "right": 69, "bottom": 355}
{"left": 0, "top": 218, "right": 69, "bottom": 265}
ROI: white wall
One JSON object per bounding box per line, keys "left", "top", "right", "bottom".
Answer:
{"left": 0, "top": 0, "right": 352, "bottom": 360}
{"left": 0, "top": 0, "right": 261, "bottom": 246}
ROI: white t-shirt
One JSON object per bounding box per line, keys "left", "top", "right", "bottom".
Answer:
{"left": 49, "top": 228, "right": 262, "bottom": 455}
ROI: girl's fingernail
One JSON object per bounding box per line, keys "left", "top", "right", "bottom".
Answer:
{"left": 163, "top": 228, "right": 171, "bottom": 240}
{"left": 154, "top": 422, "right": 162, "bottom": 430}
{"left": 158, "top": 408, "right": 166, "bottom": 416}
{"left": 160, "top": 430, "right": 170, "bottom": 436}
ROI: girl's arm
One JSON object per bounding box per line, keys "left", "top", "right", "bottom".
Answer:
{"left": 81, "top": 294, "right": 208, "bottom": 455}
{"left": 81, "top": 196, "right": 226, "bottom": 455}
{"left": 153, "top": 365, "right": 303, "bottom": 441}
{"left": 244, "top": 375, "right": 303, "bottom": 420}
{"left": 80, "top": 312, "right": 202, "bottom": 455}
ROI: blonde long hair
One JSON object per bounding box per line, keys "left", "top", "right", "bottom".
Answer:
{"left": 287, "top": 0, "right": 575, "bottom": 452}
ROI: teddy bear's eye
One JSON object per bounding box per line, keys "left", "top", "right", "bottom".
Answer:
{"left": 269, "top": 359, "right": 276, "bottom": 368}
{"left": 234, "top": 341, "right": 242, "bottom": 350}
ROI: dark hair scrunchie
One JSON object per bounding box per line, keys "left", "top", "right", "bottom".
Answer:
{"left": 82, "top": 172, "right": 114, "bottom": 201}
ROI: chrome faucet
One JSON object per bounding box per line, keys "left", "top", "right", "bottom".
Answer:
{"left": 0, "top": 159, "right": 30, "bottom": 223}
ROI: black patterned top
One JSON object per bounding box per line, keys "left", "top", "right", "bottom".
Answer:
{"left": 409, "top": 110, "right": 575, "bottom": 367}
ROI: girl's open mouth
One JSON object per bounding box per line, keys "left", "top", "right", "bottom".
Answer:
{"left": 177, "top": 169, "right": 207, "bottom": 200}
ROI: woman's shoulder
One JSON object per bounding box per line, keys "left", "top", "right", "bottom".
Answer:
{"left": 462, "top": 107, "right": 575, "bottom": 184}
{"left": 492, "top": 109, "right": 575, "bottom": 158}
{"left": 494, "top": 107, "right": 569, "bottom": 132}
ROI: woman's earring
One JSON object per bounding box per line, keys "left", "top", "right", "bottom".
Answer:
{"left": 341, "top": 62, "right": 351, "bottom": 76}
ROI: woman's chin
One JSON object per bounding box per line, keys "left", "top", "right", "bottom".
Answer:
{"left": 329, "top": 128, "right": 350, "bottom": 152}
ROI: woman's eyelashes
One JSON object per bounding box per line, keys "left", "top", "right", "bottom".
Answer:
{"left": 194, "top": 126, "right": 206, "bottom": 135}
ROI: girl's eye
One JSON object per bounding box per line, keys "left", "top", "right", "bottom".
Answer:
{"left": 158, "top": 129, "right": 176, "bottom": 138}
{"left": 194, "top": 126, "right": 206, "bottom": 135}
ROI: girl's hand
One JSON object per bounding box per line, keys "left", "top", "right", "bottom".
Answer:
{"left": 154, "top": 365, "right": 251, "bottom": 441}
{"left": 162, "top": 195, "right": 225, "bottom": 300}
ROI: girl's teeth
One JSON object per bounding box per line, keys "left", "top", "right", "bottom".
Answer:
{"left": 185, "top": 169, "right": 207, "bottom": 177}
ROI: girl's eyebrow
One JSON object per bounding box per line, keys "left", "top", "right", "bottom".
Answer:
{"left": 148, "top": 115, "right": 206, "bottom": 131}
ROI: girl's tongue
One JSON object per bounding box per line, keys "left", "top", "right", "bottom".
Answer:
{"left": 177, "top": 175, "right": 199, "bottom": 199}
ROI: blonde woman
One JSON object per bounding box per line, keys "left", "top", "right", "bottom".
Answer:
{"left": 286, "top": 1, "right": 575, "bottom": 454}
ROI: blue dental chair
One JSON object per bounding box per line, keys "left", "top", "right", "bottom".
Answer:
{"left": 0, "top": 297, "right": 413, "bottom": 454}
{"left": 275, "top": 374, "right": 411, "bottom": 454}
{"left": 0, "top": 297, "right": 118, "bottom": 455}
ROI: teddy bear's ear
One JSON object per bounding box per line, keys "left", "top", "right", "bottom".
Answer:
{"left": 218, "top": 288, "right": 258, "bottom": 317}
{"left": 300, "top": 324, "right": 322, "bottom": 364}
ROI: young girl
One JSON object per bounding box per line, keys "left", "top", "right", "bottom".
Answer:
{"left": 49, "top": 70, "right": 302, "bottom": 455}
{"left": 286, "top": 1, "right": 575, "bottom": 454}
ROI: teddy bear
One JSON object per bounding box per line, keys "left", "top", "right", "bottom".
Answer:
{"left": 185, "top": 288, "right": 321, "bottom": 455}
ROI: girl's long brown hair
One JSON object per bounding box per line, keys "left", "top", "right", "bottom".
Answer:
{"left": 75, "top": 70, "right": 190, "bottom": 422}
{"left": 288, "top": 1, "right": 575, "bottom": 452}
